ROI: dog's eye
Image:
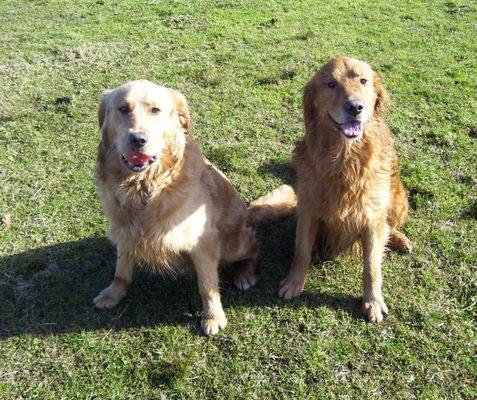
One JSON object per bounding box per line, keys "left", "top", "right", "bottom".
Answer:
{"left": 118, "top": 105, "right": 130, "bottom": 114}
{"left": 360, "top": 78, "right": 367, "bottom": 85}
{"left": 327, "top": 81, "right": 336, "bottom": 88}
{"left": 151, "top": 107, "right": 161, "bottom": 114}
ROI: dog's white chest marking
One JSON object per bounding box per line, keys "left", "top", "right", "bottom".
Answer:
{"left": 160, "top": 203, "right": 208, "bottom": 253}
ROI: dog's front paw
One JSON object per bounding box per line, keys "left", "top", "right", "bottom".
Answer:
{"left": 362, "top": 297, "right": 389, "bottom": 323}
{"left": 278, "top": 275, "right": 305, "bottom": 300}
{"left": 93, "top": 284, "right": 126, "bottom": 309}
{"left": 201, "top": 313, "right": 227, "bottom": 336}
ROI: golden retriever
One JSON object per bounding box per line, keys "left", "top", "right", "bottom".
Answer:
{"left": 93, "top": 80, "right": 294, "bottom": 335}
{"left": 276, "top": 57, "right": 412, "bottom": 322}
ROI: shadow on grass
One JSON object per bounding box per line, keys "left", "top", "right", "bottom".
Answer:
{"left": 0, "top": 219, "right": 362, "bottom": 338}
{"left": 258, "top": 158, "right": 295, "bottom": 186}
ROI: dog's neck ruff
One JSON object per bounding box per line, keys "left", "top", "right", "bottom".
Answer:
{"left": 117, "top": 149, "right": 185, "bottom": 210}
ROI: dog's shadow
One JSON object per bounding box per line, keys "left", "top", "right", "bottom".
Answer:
{"left": 0, "top": 236, "right": 204, "bottom": 337}
{"left": 0, "top": 159, "right": 364, "bottom": 337}
{"left": 257, "top": 158, "right": 295, "bottom": 186}
{"left": 0, "top": 216, "right": 362, "bottom": 338}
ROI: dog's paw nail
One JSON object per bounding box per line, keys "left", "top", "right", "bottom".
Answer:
{"left": 94, "top": 295, "right": 117, "bottom": 309}
{"left": 236, "top": 281, "right": 250, "bottom": 290}
{"left": 93, "top": 290, "right": 120, "bottom": 309}
{"left": 278, "top": 278, "right": 304, "bottom": 300}
{"left": 201, "top": 314, "right": 227, "bottom": 336}
{"left": 362, "top": 299, "right": 388, "bottom": 323}
{"left": 234, "top": 272, "right": 256, "bottom": 291}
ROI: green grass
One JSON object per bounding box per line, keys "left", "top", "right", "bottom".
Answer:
{"left": 0, "top": 0, "right": 476, "bottom": 398}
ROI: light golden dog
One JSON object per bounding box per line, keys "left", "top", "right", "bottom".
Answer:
{"left": 93, "top": 80, "right": 293, "bottom": 335}
{"left": 277, "top": 57, "right": 412, "bottom": 322}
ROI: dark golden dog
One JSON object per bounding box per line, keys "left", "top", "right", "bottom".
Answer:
{"left": 277, "top": 57, "right": 412, "bottom": 322}
{"left": 93, "top": 80, "right": 293, "bottom": 335}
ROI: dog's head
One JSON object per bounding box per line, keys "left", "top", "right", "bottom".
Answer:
{"left": 304, "top": 56, "right": 388, "bottom": 140}
{"left": 98, "top": 80, "right": 190, "bottom": 173}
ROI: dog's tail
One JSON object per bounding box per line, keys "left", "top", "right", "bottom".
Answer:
{"left": 247, "top": 184, "right": 297, "bottom": 224}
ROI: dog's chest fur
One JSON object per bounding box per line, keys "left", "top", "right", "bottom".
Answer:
{"left": 294, "top": 126, "right": 395, "bottom": 245}
{"left": 97, "top": 144, "right": 212, "bottom": 269}
{"left": 109, "top": 190, "right": 209, "bottom": 267}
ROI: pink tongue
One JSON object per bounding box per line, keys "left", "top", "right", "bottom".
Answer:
{"left": 341, "top": 121, "right": 363, "bottom": 137}
{"left": 124, "top": 151, "right": 151, "bottom": 165}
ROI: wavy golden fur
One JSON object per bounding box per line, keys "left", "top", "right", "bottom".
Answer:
{"left": 276, "top": 57, "right": 412, "bottom": 322}
{"left": 93, "top": 80, "right": 287, "bottom": 335}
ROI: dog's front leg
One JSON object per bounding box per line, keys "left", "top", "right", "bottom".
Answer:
{"left": 361, "top": 222, "right": 390, "bottom": 322}
{"left": 94, "top": 250, "right": 134, "bottom": 309}
{"left": 191, "top": 249, "right": 227, "bottom": 336}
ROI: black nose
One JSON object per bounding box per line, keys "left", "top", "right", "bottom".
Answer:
{"left": 128, "top": 133, "right": 148, "bottom": 148}
{"left": 344, "top": 100, "right": 364, "bottom": 117}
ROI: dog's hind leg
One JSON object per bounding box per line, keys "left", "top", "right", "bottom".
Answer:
{"left": 279, "top": 207, "right": 319, "bottom": 300}
{"left": 229, "top": 225, "right": 259, "bottom": 291}
{"left": 387, "top": 229, "right": 412, "bottom": 253}
{"left": 233, "top": 248, "right": 258, "bottom": 291}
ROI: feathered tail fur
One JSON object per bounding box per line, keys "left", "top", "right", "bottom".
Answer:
{"left": 247, "top": 184, "right": 297, "bottom": 224}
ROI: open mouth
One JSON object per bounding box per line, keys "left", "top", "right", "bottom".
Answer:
{"left": 120, "top": 151, "right": 157, "bottom": 172}
{"left": 327, "top": 114, "right": 364, "bottom": 139}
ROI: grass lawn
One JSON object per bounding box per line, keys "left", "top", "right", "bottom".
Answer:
{"left": 0, "top": 0, "right": 476, "bottom": 398}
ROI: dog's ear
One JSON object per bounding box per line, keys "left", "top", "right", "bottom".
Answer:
{"left": 170, "top": 89, "right": 191, "bottom": 133}
{"left": 98, "top": 90, "right": 110, "bottom": 130}
{"left": 98, "top": 90, "right": 112, "bottom": 148}
{"left": 303, "top": 76, "right": 319, "bottom": 132}
{"left": 373, "top": 72, "right": 389, "bottom": 118}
